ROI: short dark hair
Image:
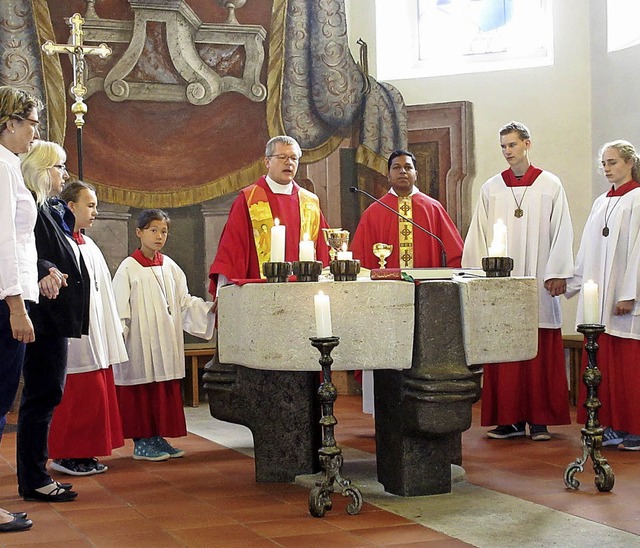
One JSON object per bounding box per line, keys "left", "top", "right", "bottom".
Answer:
{"left": 499, "top": 121, "right": 531, "bottom": 140}
{"left": 137, "top": 208, "right": 170, "bottom": 230}
{"left": 387, "top": 149, "right": 417, "bottom": 171}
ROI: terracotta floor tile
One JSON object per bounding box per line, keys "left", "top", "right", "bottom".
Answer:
{"left": 90, "top": 529, "right": 185, "bottom": 547}
{"left": 168, "top": 523, "right": 266, "bottom": 546}
{"left": 223, "top": 501, "right": 310, "bottom": 523}
{"left": 353, "top": 523, "right": 460, "bottom": 544}
{"left": 276, "top": 529, "right": 376, "bottom": 547}
{"left": 243, "top": 515, "right": 342, "bottom": 538}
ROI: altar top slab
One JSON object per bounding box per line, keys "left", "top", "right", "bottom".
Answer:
{"left": 218, "top": 280, "right": 414, "bottom": 371}
{"left": 217, "top": 277, "right": 538, "bottom": 371}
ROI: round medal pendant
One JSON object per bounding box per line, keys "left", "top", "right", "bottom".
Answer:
{"left": 514, "top": 208, "right": 524, "bottom": 218}
{"left": 602, "top": 226, "right": 609, "bottom": 237}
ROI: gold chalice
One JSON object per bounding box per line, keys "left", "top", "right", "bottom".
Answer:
{"left": 322, "top": 228, "right": 350, "bottom": 262}
{"left": 372, "top": 242, "right": 393, "bottom": 269}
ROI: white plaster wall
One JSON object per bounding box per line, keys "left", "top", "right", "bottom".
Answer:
{"left": 345, "top": 0, "right": 598, "bottom": 334}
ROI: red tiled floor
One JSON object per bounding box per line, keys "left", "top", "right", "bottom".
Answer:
{"left": 1, "top": 395, "right": 639, "bottom": 546}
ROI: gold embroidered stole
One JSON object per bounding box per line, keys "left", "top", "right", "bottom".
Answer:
{"left": 397, "top": 195, "right": 414, "bottom": 267}
{"left": 242, "top": 182, "right": 321, "bottom": 276}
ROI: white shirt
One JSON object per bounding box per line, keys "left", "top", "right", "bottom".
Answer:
{"left": 0, "top": 144, "right": 38, "bottom": 302}
{"left": 66, "top": 236, "right": 128, "bottom": 374}
{"left": 112, "top": 255, "right": 215, "bottom": 386}
{"left": 462, "top": 170, "right": 574, "bottom": 328}
{"left": 567, "top": 187, "right": 640, "bottom": 338}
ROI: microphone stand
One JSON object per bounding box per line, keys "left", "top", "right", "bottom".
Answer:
{"left": 350, "top": 186, "right": 448, "bottom": 267}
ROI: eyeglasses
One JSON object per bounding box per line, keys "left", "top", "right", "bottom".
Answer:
{"left": 53, "top": 164, "right": 67, "bottom": 172}
{"left": 13, "top": 115, "right": 40, "bottom": 129}
{"left": 267, "top": 154, "right": 300, "bottom": 163}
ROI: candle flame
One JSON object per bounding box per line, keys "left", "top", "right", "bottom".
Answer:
{"left": 274, "top": 218, "right": 280, "bottom": 226}
{"left": 341, "top": 243, "right": 347, "bottom": 252}
{"left": 318, "top": 290, "right": 324, "bottom": 296}
{"left": 303, "top": 233, "right": 310, "bottom": 241}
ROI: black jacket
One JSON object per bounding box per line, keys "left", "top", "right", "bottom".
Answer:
{"left": 29, "top": 202, "right": 90, "bottom": 338}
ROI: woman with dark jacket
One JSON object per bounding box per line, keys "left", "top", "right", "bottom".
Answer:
{"left": 18, "top": 140, "right": 90, "bottom": 502}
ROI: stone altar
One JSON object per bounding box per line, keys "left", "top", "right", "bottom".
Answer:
{"left": 204, "top": 276, "right": 537, "bottom": 493}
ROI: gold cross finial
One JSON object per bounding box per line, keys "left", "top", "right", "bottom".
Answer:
{"left": 41, "top": 13, "right": 112, "bottom": 129}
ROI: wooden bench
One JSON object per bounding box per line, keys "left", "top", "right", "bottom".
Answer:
{"left": 183, "top": 341, "right": 216, "bottom": 407}
{"left": 563, "top": 334, "right": 583, "bottom": 406}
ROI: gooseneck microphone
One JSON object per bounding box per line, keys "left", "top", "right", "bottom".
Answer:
{"left": 350, "top": 186, "right": 448, "bottom": 267}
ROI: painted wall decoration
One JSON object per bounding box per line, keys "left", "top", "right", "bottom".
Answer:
{"left": 1, "top": 0, "right": 406, "bottom": 208}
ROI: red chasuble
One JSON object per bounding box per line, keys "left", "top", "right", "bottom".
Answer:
{"left": 208, "top": 177, "right": 330, "bottom": 294}
{"left": 350, "top": 191, "right": 464, "bottom": 269}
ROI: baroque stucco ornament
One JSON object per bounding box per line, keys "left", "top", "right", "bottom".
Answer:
{"left": 80, "top": 0, "right": 266, "bottom": 105}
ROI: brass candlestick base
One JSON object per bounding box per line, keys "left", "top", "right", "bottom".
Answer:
{"left": 262, "top": 261, "right": 292, "bottom": 283}
{"left": 292, "top": 261, "right": 323, "bottom": 282}
{"left": 564, "top": 324, "right": 615, "bottom": 492}
{"left": 308, "top": 336, "right": 362, "bottom": 518}
{"left": 481, "top": 256, "right": 514, "bottom": 277}
{"left": 330, "top": 259, "right": 360, "bottom": 281}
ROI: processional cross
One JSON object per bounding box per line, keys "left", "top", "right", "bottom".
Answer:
{"left": 42, "top": 13, "right": 111, "bottom": 179}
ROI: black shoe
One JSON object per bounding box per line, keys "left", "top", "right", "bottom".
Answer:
{"left": 50, "top": 458, "right": 108, "bottom": 476}
{"left": 529, "top": 424, "right": 551, "bottom": 441}
{"left": 8, "top": 512, "right": 27, "bottom": 520}
{"left": 22, "top": 482, "right": 78, "bottom": 502}
{"left": 0, "top": 516, "right": 33, "bottom": 533}
{"left": 486, "top": 422, "right": 526, "bottom": 439}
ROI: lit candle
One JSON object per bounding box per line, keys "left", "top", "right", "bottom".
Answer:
{"left": 299, "top": 232, "right": 315, "bottom": 261}
{"left": 583, "top": 280, "right": 599, "bottom": 324}
{"left": 271, "top": 218, "right": 286, "bottom": 262}
{"left": 488, "top": 219, "right": 507, "bottom": 257}
{"left": 336, "top": 243, "right": 353, "bottom": 261}
{"left": 314, "top": 290, "right": 333, "bottom": 338}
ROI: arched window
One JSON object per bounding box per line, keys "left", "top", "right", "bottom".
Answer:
{"left": 376, "top": 0, "right": 553, "bottom": 80}
{"left": 607, "top": 0, "right": 640, "bottom": 52}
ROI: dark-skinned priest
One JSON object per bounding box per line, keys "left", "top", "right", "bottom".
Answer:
{"left": 208, "top": 135, "right": 330, "bottom": 296}
{"left": 351, "top": 149, "right": 463, "bottom": 270}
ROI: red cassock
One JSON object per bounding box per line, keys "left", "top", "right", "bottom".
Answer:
{"left": 208, "top": 177, "right": 330, "bottom": 294}
{"left": 481, "top": 328, "right": 571, "bottom": 426}
{"left": 350, "top": 191, "right": 464, "bottom": 269}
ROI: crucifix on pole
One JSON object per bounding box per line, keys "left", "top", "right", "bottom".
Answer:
{"left": 42, "top": 12, "right": 111, "bottom": 180}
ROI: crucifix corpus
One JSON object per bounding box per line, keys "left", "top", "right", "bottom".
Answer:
{"left": 42, "top": 12, "right": 111, "bottom": 179}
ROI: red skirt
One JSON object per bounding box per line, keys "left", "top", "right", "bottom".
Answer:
{"left": 116, "top": 379, "right": 187, "bottom": 439}
{"left": 481, "top": 328, "right": 571, "bottom": 426}
{"left": 49, "top": 367, "right": 124, "bottom": 458}
{"left": 577, "top": 334, "right": 640, "bottom": 433}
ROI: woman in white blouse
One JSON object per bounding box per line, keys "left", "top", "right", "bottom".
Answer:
{"left": 0, "top": 85, "right": 41, "bottom": 533}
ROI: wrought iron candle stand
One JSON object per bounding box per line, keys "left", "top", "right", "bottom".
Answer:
{"left": 564, "top": 323, "right": 615, "bottom": 492}
{"left": 292, "top": 260, "right": 323, "bottom": 282}
{"left": 481, "top": 256, "right": 514, "bottom": 277}
{"left": 308, "top": 336, "right": 363, "bottom": 517}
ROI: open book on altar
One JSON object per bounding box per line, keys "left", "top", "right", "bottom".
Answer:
{"left": 370, "top": 267, "right": 486, "bottom": 280}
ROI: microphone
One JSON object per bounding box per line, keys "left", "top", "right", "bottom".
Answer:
{"left": 350, "top": 186, "right": 448, "bottom": 267}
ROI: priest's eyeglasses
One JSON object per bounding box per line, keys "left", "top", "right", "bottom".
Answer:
{"left": 268, "top": 154, "right": 300, "bottom": 163}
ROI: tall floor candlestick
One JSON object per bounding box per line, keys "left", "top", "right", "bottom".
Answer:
{"left": 564, "top": 323, "right": 615, "bottom": 492}
{"left": 308, "top": 336, "right": 362, "bottom": 517}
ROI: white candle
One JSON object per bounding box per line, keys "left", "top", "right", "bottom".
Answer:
{"left": 336, "top": 243, "right": 353, "bottom": 261}
{"left": 583, "top": 280, "right": 599, "bottom": 324}
{"left": 271, "top": 218, "right": 286, "bottom": 262}
{"left": 489, "top": 219, "right": 507, "bottom": 257}
{"left": 314, "top": 290, "right": 333, "bottom": 338}
{"left": 299, "top": 233, "right": 315, "bottom": 261}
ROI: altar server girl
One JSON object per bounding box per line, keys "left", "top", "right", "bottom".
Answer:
{"left": 112, "top": 209, "right": 215, "bottom": 461}
{"left": 48, "top": 181, "right": 128, "bottom": 476}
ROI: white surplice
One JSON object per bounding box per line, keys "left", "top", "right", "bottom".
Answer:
{"left": 112, "top": 255, "right": 215, "bottom": 386}
{"left": 66, "top": 236, "right": 128, "bottom": 374}
{"left": 462, "top": 171, "right": 574, "bottom": 328}
{"left": 567, "top": 187, "right": 640, "bottom": 338}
